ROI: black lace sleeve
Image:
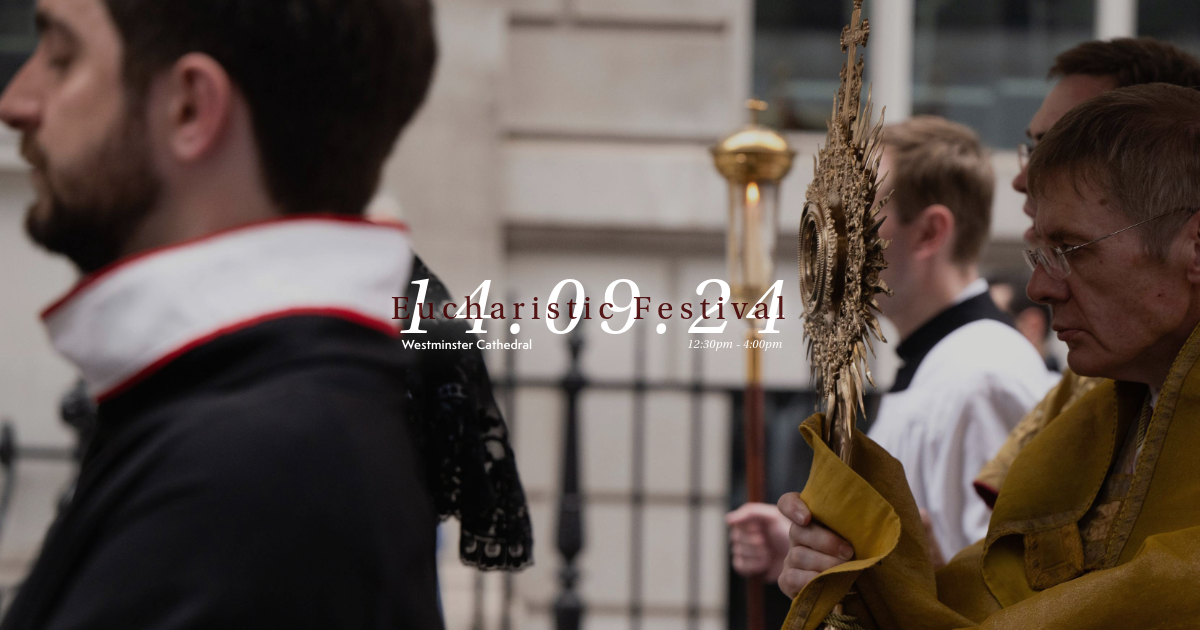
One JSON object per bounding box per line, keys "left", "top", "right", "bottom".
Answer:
{"left": 401, "top": 257, "right": 533, "bottom": 571}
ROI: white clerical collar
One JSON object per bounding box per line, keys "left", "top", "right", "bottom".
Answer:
{"left": 953, "top": 277, "right": 989, "bottom": 306}
{"left": 42, "top": 215, "right": 413, "bottom": 402}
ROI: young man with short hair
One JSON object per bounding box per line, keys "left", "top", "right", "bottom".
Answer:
{"left": 864, "top": 117, "right": 1054, "bottom": 560}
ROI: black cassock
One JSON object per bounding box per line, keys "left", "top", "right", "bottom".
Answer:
{"left": 1, "top": 316, "right": 443, "bottom": 629}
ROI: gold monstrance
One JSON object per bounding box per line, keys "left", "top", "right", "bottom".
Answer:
{"left": 799, "top": 0, "right": 890, "bottom": 466}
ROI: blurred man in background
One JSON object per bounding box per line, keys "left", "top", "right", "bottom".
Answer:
{"left": 1010, "top": 293, "right": 1057, "bottom": 370}
{"left": 728, "top": 116, "right": 1051, "bottom": 580}
{"left": 0, "top": 0, "right": 452, "bottom": 627}
{"left": 990, "top": 278, "right": 1058, "bottom": 371}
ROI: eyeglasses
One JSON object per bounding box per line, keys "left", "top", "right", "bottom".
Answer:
{"left": 1017, "top": 142, "right": 1033, "bottom": 170}
{"left": 1023, "top": 207, "right": 1194, "bottom": 279}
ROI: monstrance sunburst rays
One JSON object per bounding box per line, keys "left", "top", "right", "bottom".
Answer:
{"left": 798, "top": 0, "right": 891, "bottom": 464}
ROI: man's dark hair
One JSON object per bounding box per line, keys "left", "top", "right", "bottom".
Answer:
{"left": 104, "top": 0, "right": 437, "bottom": 216}
{"left": 1049, "top": 37, "right": 1200, "bottom": 89}
{"left": 1027, "top": 83, "right": 1200, "bottom": 259}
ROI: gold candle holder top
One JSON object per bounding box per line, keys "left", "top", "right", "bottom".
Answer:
{"left": 712, "top": 100, "right": 796, "bottom": 185}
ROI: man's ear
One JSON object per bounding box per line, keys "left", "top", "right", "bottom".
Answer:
{"left": 910, "top": 204, "right": 955, "bottom": 261}
{"left": 1183, "top": 210, "right": 1200, "bottom": 285}
{"left": 160, "top": 53, "right": 233, "bottom": 163}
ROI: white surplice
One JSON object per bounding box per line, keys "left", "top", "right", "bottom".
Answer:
{"left": 868, "top": 280, "right": 1056, "bottom": 560}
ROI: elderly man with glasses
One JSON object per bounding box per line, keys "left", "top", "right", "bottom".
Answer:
{"left": 774, "top": 82, "right": 1200, "bottom": 630}
{"left": 973, "top": 36, "right": 1200, "bottom": 511}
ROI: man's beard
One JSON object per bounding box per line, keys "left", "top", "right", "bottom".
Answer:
{"left": 22, "top": 110, "right": 160, "bottom": 274}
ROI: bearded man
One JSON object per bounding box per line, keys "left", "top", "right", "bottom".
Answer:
{"left": 0, "top": 0, "right": 498, "bottom": 627}
{"left": 777, "top": 83, "right": 1200, "bottom": 629}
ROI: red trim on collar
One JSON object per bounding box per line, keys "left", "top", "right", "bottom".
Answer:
{"left": 41, "top": 214, "right": 410, "bottom": 320}
{"left": 973, "top": 481, "right": 1000, "bottom": 509}
{"left": 94, "top": 307, "right": 399, "bottom": 404}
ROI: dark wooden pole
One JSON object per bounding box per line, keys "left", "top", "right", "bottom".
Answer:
{"left": 744, "top": 328, "right": 766, "bottom": 630}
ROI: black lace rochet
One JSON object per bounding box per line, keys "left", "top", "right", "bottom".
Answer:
{"left": 400, "top": 257, "right": 533, "bottom": 570}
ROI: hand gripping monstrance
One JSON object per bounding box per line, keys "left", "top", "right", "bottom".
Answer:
{"left": 799, "top": 0, "right": 890, "bottom": 467}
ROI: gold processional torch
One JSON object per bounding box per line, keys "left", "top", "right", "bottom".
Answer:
{"left": 799, "top": 1, "right": 890, "bottom": 628}
{"left": 712, "top": 100, "right": 795, "bottom": 630}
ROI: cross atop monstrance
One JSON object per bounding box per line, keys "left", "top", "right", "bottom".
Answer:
{"left": 838, "top": 1, "right": 871, "bottom": 136}
{"left": 840, "top": 3, "right": 870, "bottom": 58}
